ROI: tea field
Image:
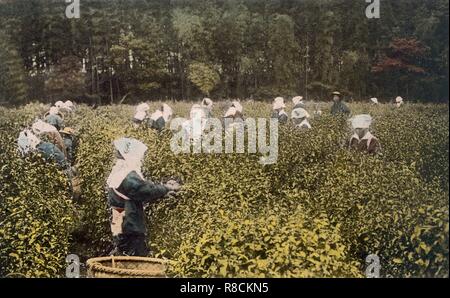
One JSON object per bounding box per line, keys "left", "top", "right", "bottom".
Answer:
{"left": 0, "top": 101, "right": 448, "bottom": 277}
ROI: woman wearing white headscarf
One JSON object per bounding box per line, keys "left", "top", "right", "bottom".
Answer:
{"left": 148, "top": 103, "right": 173, "bottom": 132}
{"left": 222, "top": 100, "right": 244, "bottom": 131}
{"left": 17, "top": 129, "right": 69, "bottom": 169}
{"left": 292, "top": 96, "right": 306, "bottom": 109}
{"left": 291, "top": 107, "right": 311, "bottom": 129}
{"left": 32, "top": 119, "right": 67, "bottom": 156}
{"left": 106, "top": 137, "right": 180, "bottom": 256}
{"left": 64, "top": 100, "right": 75, "bottom": 112}
{"left": 271, "top": 97, "right": 288, "bottom": 124}
{"left": 132, "top": 103, "right": 150, "bottom": 126}
{"left": 201, "top": 97, "right": 214, "bottom": 118}
{"left": 183, "top": 104, "right": 208, "bottom": 142}
{"left": 395, "top": 96, "right": 403, "bottom": 108}
{"left": 370, "top": 97, "right": 379, "bottom": 105}
{"left": 348, "top": 114, "right": 381, "bottom": 154}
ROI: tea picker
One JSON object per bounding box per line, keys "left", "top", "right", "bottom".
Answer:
{"left": 44, "top": 106, "right": 65, "bottom": 131}
{"left": 201, "top": 97, "right": 214, "bottom": 118}
{"left": 292, "top": 96, "right": 306, "bottom": 109}
{"left": 132, "top": 102, "right": 150, "bottom": 127}
{"left": 223, "top": 100, "right": 244, "bottom": 130}
{"left": 330, "top": 91, "right": 350, "bottom": 116}
{"left": 348, "top": 114, "right": 381, "bottom": 155}
{"left": 59, "top": 127, "right": 77, "bottom": 164}
{"left": 147, "top": 103, "right": 173, "bottom": 132}
{"left": 106, "top": 137, "right": 181, "bottom": 257}
{"left": 271, "top": 97, "right": 288, "bottom": 124}
{"left": 17, "top": 129, "right": 70, "bottom": 171}
{"left": 32, "top": 119, "right": 67, "bottom": 156}
{"left": 291, "top": 107, "right": 312, "bottom": 129}
{"left": 395, "top": 96, "right": 404, "bottom": 108}
{"left": 370, "top": 97, "right": 379, "bottom": 105}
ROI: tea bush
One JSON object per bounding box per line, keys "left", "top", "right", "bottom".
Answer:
{"left": 0, "top": 101, "right": 448, "bottom": 277}
{"left": 171, "top": 206, "right": 362, "bottom": 277}
{"left": 0, "top": 107, "right": 77, "bottom": 277}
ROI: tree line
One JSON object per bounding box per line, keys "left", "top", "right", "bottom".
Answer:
{"left": 0, "top": 0, "right": 448, "bottom": 105}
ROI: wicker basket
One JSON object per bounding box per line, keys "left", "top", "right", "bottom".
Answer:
{"left": 86, "top": 256, "right": 170, "bottom": 278}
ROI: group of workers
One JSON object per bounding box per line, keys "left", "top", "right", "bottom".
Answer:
{"left": 16, "top": 92, "right": 403, "bottom": 257}
{"left": 270, "top": 91, "right": 407, "bottom": 155}
{"left": 132, "top": 102, "right": 174, "bottom": 132}
{"left": 17, "top": 100, "right": 80, "bottom": 198}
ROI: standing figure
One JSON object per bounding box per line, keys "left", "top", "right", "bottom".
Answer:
{"left": 348, "top": 114, "right": 381, "bottom": 155}
{"left": 59, "top": 127, "right": 76, "bottom": 164}
{"left": 330, "top": 91, "right": 350, "bottom": 116}
{"left": 106, "top": 138, "right": 181, "bottom": 256}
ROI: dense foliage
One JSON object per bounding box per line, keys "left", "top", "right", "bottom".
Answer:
{"left": 0, "top": 0, "right": 448, "bottom": 104}
{"left": 0, "top": 101, "right": 448, "bottom": 277}
{"left": 0, "top": 104, "right": 77, "bottom": 277}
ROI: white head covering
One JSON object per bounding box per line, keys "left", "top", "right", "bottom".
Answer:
{"left": 150, "top": 110, "right": 163, "bottom": 121}
{"left": 292, "top": 96, "right": 304, "bottom": 105}
{"left": 32, "top": 119, "right": 57, "bottom": 135}
{"left": 274, "top": 97, "right": 284, "bottom": 103}
{"left": 395, "top": 96, "right": 403, "bottom": 103}
{"left": 370, "top": 97, "right": 378, "bottom": 104}
{"left": 17, "top": 129, "right": 41, "bottom": 155}
{"left": 134, "top": 103, "right": 150, "bottom": 121}
{"left": 64, "top": 100, "right": 74, "bottom": 110}
{"left": 201, "top": 98, "right": 213, "bottom": 109}
{"left": 291, "top": 107, "right": 310, "bottom": 119}
{"left": 350, "top": 114, "right": 373, "bottom": 129}
{"left": 162, "top": 104, "right": 173, "bottom": 122}
{"left": 107, "top": 138, "right": 148, "bottom": 189}
{"left": 273, "top": 100, "right": 286, "bottom": 110}
{"left": 231, "top": 101, "right": 243, "bottom": 113}
{"left": 224, "top": 106, "right": 237, "bottom": 118}
{"left": 136, "top": 103, "right": 150, "bottom": 112}
{"left": 134, "top": 111, "right": 147, "bottom": 121}
{"left": 49, "top": 106, "right": 59, "bottom": 115}
{"left": 55, "top": 101, "right": 64, "bottom": 108}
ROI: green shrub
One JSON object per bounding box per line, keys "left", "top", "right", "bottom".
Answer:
{"left": 0, "top": 110, "right": 77, "bottom": 277}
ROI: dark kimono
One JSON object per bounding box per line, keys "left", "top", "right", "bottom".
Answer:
{"left": 107, "top": 171, "right": 169, "bottom": 256}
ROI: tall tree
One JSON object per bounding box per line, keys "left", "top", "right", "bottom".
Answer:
{"left": 0, "top": 30, "right": 28, "bottom": 104}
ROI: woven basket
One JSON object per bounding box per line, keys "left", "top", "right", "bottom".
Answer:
{"left": 86, "top": 256, "right": 171, "bottom": 278}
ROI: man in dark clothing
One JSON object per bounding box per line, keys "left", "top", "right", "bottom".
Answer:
{"left": 37, "top": 141, "right": 70, "bottom": 169}
{"left": 330, "top": 91, "right": 350, "bottom": 116}
{"left": 106, "top": 137, "right": 180, "bottom": 256}
{"left": 60, "top": 127, "right": 76, "bottom": 164}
